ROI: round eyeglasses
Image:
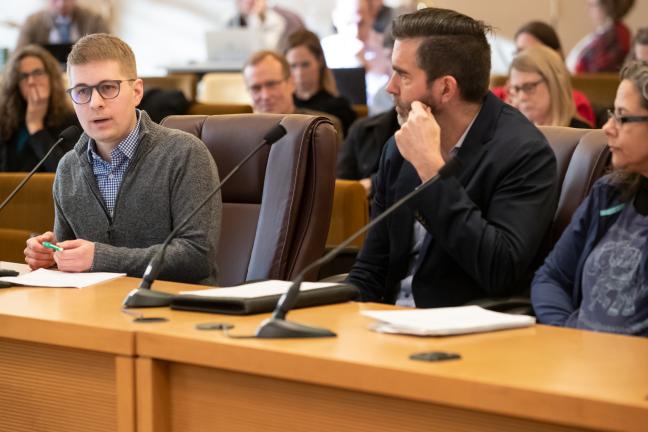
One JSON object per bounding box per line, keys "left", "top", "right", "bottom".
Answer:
{"left": 66, "top": 79, "right": 136, "bottom": 104}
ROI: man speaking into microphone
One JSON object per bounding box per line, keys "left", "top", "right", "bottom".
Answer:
{"left": 347, "top": 8, "right": 558, "bottom": 307}
{"left": 24, "top": 34, "right": 222, "bottom": 284}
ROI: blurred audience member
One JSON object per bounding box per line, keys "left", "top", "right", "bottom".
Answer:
{"left": 627, "top": 27, "right": 648, "bottom": 62}
{"left": 0, "top": 45, "right": 77, "bottom": 172}
{"left": 243, "top": 50, "right": 343, "bottom": 135}
{"left": 508, "top": 45, "right": 591, "bottom": 128}
{"left": 567, "top": 0, "right": 635, "bottom": 74}
{"left": 532, "top": 61, "right": 648, "bottom": 337}
{"left": 337, "top": 108, "right": 398, "bottom": 196}
{"left": 16, "top": 0, "right": 109, "bottom": 49}
{"left": 227, "top": 0, "right": 304, "bottom": 52}
{"left": 285, "top": 29, "right": 356, "bottom": 135}
{"left": 493, "top": 20, "right": 596, "bottom": 126}
{"left": 515, "top": 20, "right": 564, "bottom": 56}
{"left": 368, "top": 0, "right": 394, "bottom": 34}
{"left": 321, "top": 0, "right": 390, "bottom": 111}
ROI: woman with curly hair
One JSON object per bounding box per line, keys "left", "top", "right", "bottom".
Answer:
{"left": 0, "top": 44, "right": 77, "bottom": 172}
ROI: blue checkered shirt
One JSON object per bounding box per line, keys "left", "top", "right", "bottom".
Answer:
{"left": 87, "top": 110, "right": 142, "bottom": 217}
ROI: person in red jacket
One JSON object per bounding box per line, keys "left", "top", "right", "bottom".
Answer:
{"left": 567, "top": 0, "right": 634, "bottom": 74}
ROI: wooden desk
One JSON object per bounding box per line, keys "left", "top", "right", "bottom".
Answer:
{"left": 0, "top": 276, "right": 177, "bottom": 432}
{"left": 2, "top": 276, "right": 648, "bottom": 432}
{"left": 135, "top": 298, "right": 648, "bottom": 432}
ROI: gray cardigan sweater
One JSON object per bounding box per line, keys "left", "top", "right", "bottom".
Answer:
{"left": 53, "top": 112, "right": 222, "bottom": 285}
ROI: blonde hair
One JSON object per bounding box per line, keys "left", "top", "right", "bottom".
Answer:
{"left": 510, "top": 44, "right": 575, "bottom": 127}
{"left": 67, "top": 33, "right": 137, "bottom": 78}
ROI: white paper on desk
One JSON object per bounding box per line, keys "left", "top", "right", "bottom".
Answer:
{"left": 179, "top": 280, "right": 339, "bottom": 298}
{"left": 0, "top": 268, "right": 126, "bottom": 288}
{"left": 362, "top": 306, "right": 535, "bottom": 336}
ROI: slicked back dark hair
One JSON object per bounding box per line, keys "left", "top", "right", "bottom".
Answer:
{"left": 391, "top": 7, "right": 491, "bottom": 103}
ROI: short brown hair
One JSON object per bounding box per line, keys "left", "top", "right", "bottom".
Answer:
{"left": 67, "top": 33, "right": 137, "bottom": 78}
{"left": 391, "top": 7, "right": 491, "bottom": 103}
{"left": 515, "top": 21, "right": 563, "bottom": 57}
{"left": 243, "top": 50, "right": 290, "bottom": 80}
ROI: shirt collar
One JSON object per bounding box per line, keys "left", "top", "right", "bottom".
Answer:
{"left": 451, "top": 107, "right": 480, "bottom": 153}
{"left": 87, "top": 109, "right": 142, "bottom": 163}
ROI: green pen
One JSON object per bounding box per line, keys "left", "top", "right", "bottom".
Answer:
{"left": 42, "top": 241, "right": 63, "bottom": 252}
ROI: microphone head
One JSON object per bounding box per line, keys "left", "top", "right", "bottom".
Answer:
{"left": 438, "top": 157, "right": 463, "bottom": 179}
{"left": 263, "top": 124, "right": 287, "bottom": 145}
{"left": 59, "top": 125, "right": 82, "bottom": 144}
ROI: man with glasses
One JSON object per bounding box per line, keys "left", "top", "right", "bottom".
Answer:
{"left": 243, "top": 50, "right": 343, "bottom": 136}
{"left": 24, "top": 33, "right": 223, "bottom": 285}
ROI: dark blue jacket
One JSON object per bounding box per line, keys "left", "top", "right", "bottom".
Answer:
{"left": 347, "top": 93, "right": 558, "bottom": 307}
{"left": 532, "top": 176, "right": 627, "bottom": 326}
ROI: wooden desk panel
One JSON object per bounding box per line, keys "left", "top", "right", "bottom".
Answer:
{"left": 2, "top": 276, "right": 648, "bottom": 431}
{"left": 0, "top": 279, "right": 144, "bottom": 432}
{"left": 134, "top": 301, "right": 648, "bottom": 432}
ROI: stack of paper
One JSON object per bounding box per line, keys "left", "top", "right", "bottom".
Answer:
{"left": 362, "top": 305, "right": 535, "bottom": 336}
{"left": 0, "top": 268, "right": 126, "bottom": 288}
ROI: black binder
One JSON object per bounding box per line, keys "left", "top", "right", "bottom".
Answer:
{"left": 170, "top": 283, "right": 358, "bottom": 315}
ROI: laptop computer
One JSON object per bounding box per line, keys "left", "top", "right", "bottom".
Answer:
{"left": 205, "top": 29, "right": 265, "bottom": 70}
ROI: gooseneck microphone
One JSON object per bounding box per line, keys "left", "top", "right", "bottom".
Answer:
{"left": 122, "top": 123, "right": 288, "bottom": 308}
{"left": 0, "top": 125, "right": 81, "bottom": 212}
{"left": 255, "top": 157, "right": 464, "bottom": 338}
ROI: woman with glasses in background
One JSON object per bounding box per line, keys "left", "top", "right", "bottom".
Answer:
{"left": 0, "top": 45, "right": 77, "bottom": 172}
{"left": 533, "top": 61, "right": 648, "bottom": 337}
{"left": 508, "top": 44, "right": 591, "bottom": 128}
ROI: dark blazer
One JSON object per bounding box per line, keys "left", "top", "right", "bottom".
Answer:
{"left": 347, "top": 93, "right": 558, "bottom": 307}
{"left": 337, "top": 109, "right": 399, "bottom": 184}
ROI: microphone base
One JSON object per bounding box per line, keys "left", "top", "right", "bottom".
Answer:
{"left": 255, "top": 317, "right": 336, "bottom": 339}
{"left": 122, "top": 288, "right": 174, "bottom": 308}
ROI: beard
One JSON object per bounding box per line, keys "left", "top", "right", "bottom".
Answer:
{"left": 393, "top": 95, "right": 437, "bottom": 126}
